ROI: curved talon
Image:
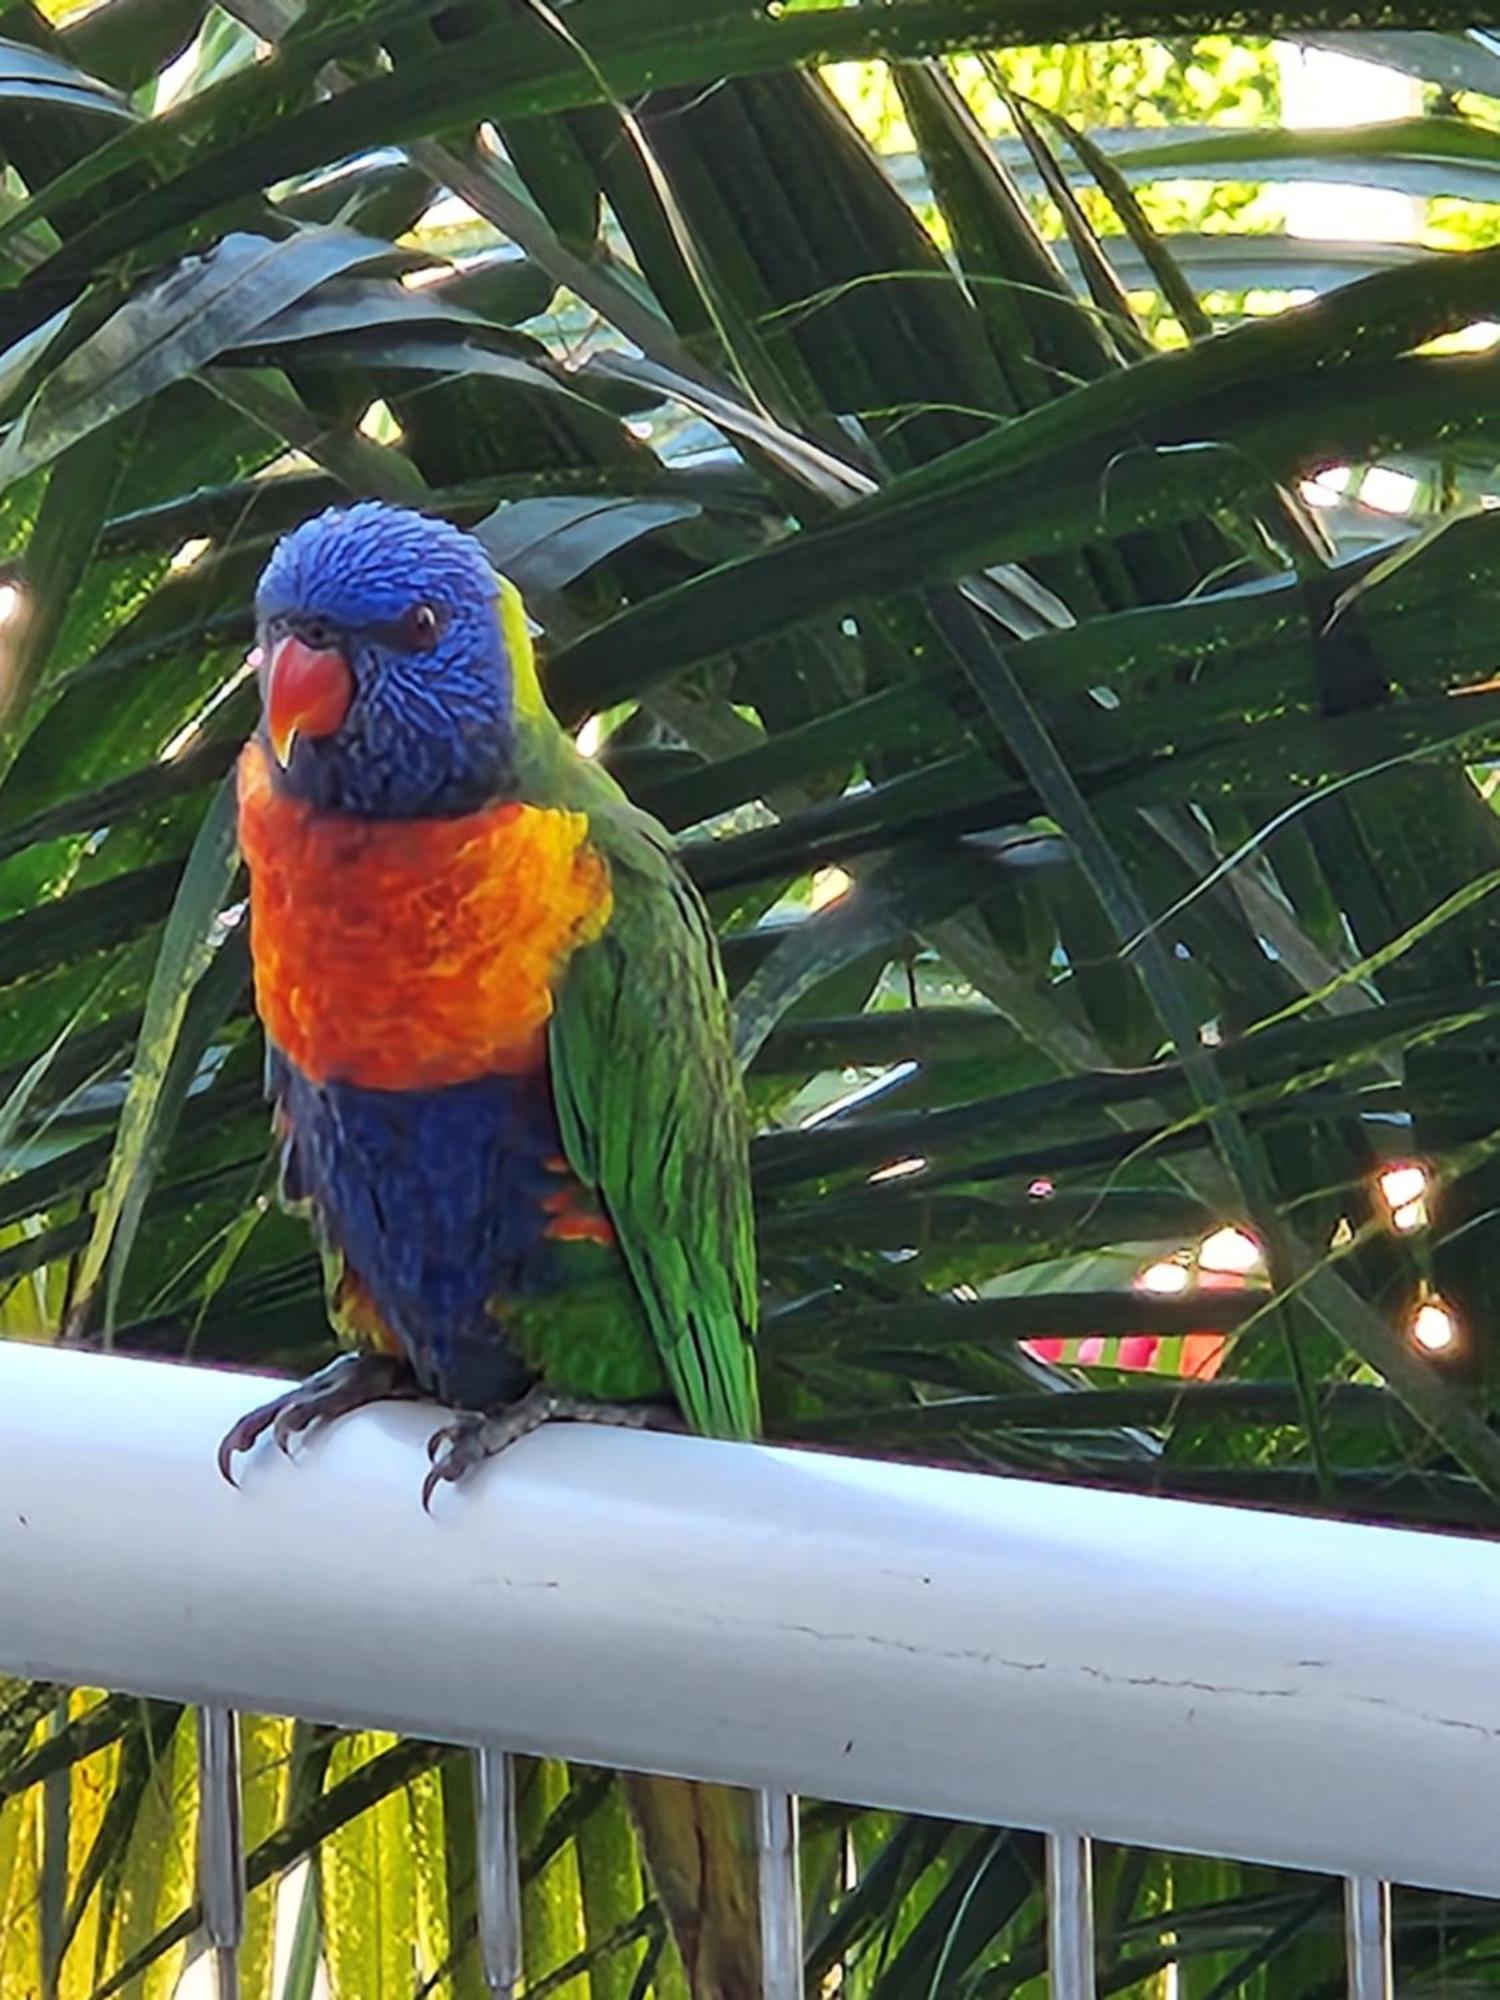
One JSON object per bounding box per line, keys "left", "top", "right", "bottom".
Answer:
{"left": 419, "top": 1389, "right": 676, "bottom": 1509}
{"left": 421, "top": 1419, "right": 483, "bottom": 1511}
{"left": 217, "top": 1397, "right": 286, "bottom": 1484}
{"left": 217, "top": 1354, "right": 415, "bottom": 1485}
{"left": 272, "top": 1399, "right": 321, "bottom": 1455}
{"left": 420, "top": 1414, "right": 490, "bottom": 1511}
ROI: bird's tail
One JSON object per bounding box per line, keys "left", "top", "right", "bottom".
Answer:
{"left": 623, "top": 1773, "right": 766, "bottom": 1999}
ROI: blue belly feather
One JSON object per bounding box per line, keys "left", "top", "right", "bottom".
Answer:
{"left": 274, "top": 1050, "right": 564, "bottom": 1407}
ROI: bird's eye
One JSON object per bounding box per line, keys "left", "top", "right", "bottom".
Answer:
{"left": 402, "top": 602, "right": 442, "bottom": 648}
{"left": 302, "top": 618, "right": 339, "bottom": 651}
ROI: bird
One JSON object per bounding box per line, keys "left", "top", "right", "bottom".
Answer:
{"left": 218, "top": 500, "right": 785, "bottom": 1997}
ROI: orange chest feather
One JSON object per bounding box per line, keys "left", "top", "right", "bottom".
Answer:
{"left": 237, "top": 741, "right": 612, "bottom": 1091}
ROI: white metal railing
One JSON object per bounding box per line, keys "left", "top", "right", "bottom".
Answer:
{"left": 3, "top": 1341, "right": 1499, "bottom": 1998}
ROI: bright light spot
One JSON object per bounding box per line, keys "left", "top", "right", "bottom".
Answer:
{"left": 357, "top": 399, "right": 403, "bottom": 443}
{"left": 1301, "top": 465, "right": 1352, "bottom": 509}
{"left": 154, "top": 35, "right": 202, "bottom": 111}
{"left": 179, "top": 1849, "right": 329, "bottom": 1998}
{"left": 272, "top": 1859, "right": 330, "bottom": 1998}
{"left": 1411, "top": 1298, "right": 1459, "bottom": 1354}
{"left": 1330, "top": 1216, "right": 1355, "bottom": 1249}
{"left": 1277, "top": 44, "right": 1420, "bottom": 245}
{"left": 575, "top": 714, "right": 604, "bottom": 758}
{"left": 1379, "top": 1163, "right": 1427, "bottom": 1211}
{"left": 1027, "top": 1177, "right": 1054, "bottom": 1199}
{"left": 175, "top": 1952, "right": 213, "bottom": 1997}
{"left": 0, "top": 582, "right": 23, "bottom": 626}
{"left": 419, "top": 193, "right": 483, "bottom": 231}
{"left": 1138, "top": 1259, "right": 1191, "bottom": 1296}
{"left": 1358, "top": 466, "right": 1419, "bottom": 516}
{"left": 840, "top": 617, "right": 861, "bottom": 638}
{"left": 1199, "top": 1019, "right": 1223, "bottom": 1048}
{"left": 809, "top": 866, "right": 852, "bottom": 911}
{"left": 170, "top": 536, "right": 212, "bottom": 572}
{"left": 1437, "top": 320, "right": 1500, "bottom": 354}
{"left": 868, "top": 1155, "right": 926, "bottom": 1184}
{"left": 478, "top": 121, "right": 503, "bottom": 155}
{"left": 1199, "top": 1226, "right": 1263, "bottom": 1276}
{"left": 1378, "top": 1162, "right": 1429, "bottom": 1233}
{"left": 401, "top": 262, "right": 451, "bottom": 291}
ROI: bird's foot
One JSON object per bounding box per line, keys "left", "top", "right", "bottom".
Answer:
{"left": 422, "top": 1387, "right": 682, "bottom": 1510}
{"left": 218, "top": 1352, "right": 416, "bottom": 1483}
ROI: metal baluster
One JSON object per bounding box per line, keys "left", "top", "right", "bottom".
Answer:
{"left": 1047, "top": 1832, "right": 1096, "bottom": 2000}
{"left": 195, "top": 1705, "right": 244, "bottom": 2000}
{"left": 475, "top": 1747, "right": 522, "bottom": 1999}
{"left": 1344, "top": 1876, "right": 1393, "bottom": 2000}
{"left": 756, "top": 1787, "right": 803, "bottom": 1999}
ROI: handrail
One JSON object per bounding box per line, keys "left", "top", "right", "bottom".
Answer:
{"left": 0, "top": 1340, "right": 1496, "bottom": 1899}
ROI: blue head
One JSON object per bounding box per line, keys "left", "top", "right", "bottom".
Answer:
{"left": 254, "top": 502, "right": 516, "bottom": 817}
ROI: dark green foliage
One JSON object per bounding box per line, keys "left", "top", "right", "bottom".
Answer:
{"left": 2, "top": 3, "right": 1500, "bottom": 1992}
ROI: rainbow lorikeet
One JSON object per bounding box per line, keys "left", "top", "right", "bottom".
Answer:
{"left": 219, "top": 501, "right": 771, "bottom": 1995}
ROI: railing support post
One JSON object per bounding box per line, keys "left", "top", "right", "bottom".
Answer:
{"left": 1047, "top": 1831, "right": 1096, "bottom": 2000}
{"left": 476, "top": 1746, "right": 522, "bottom": 2000}
{"left": 195, "top": 1704, "right": 244, "bottom": 2000}
{"left": 756, "top": 1787, "right": 803, "bottom": 1999}
{"left": 1345, "top": 1875, "right": 1393, "bottom": 2000}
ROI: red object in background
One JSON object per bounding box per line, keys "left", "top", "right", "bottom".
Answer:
{"left": 1024, "top": 1328, "right": 1226, "bottom": 1375}
{"left": 1118, "top": 1335, "right": 1161, "bottom": 1370}
{"left": 1182, "top": 1263, "right": 1241, "bottom": 1379}
{"left": 1022, "top": 1260, "right": 1239, "bottom": 1378}
{"left": 1181, "top": 1331, "right": 1228, "bottom": 1379}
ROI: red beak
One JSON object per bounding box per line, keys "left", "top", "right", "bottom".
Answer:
{"left": 264, "top": 635, "right": 354, "bottom": 767}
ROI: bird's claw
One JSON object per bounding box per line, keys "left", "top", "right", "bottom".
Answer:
{"left": 273, "top": 1403, "right": 311, "bottom": 1456}
{"left": 420, "top": 1389, "right": 674, "bottom": 1510}
{"left": 421, "top": 1388, "right": 561, "bottom": 1511}
{"left": 218, "top": 1353, "right": 414, "bottom": 1484}
{"left": 221, "top": 1361, "right": 677, "bottom": 1506}
{"left": 217, "top": 1402, "right": 280, "bottom": 1485}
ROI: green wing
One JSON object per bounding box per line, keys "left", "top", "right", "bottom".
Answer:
{"left": 548, "top": 797, "right": 760, "bottom": 1442}
{"left": 497, "top": 573, "right": 756, "bottom": 1439}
